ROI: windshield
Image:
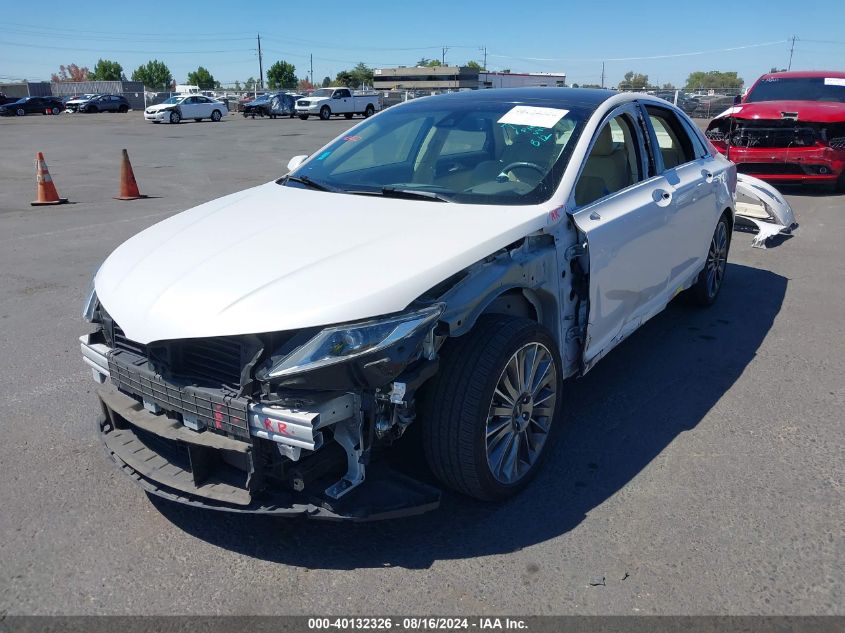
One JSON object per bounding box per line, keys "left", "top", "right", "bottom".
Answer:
{"left": 310, "top": 89, "right": 335, "bottom": 98}
{"left": 161, "top": 96, "right": 185, "bottom": 105}
{"left": 746, "top": 77, "right": 845, "bottom": 103}
{"left": 284, "top": 97, "right": 589, "bottom": 205}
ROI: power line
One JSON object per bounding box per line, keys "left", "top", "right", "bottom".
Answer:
{"left": 0, "top": 39, "right": 250, "bottom": 55}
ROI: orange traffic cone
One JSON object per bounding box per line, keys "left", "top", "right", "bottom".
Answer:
{"left": 31, "top": 152, "right": 68, "bottom": 206}
{"left": 114, "top": 149, "right": 147, "bottom": 200}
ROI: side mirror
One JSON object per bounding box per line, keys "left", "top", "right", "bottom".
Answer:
{"left": 287, "top": 155, "right": 308, "bottom": 171}
{"left": 733, "top": 94, "right": 742, "bottom": 105}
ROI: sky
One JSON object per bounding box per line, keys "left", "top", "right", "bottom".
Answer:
{"left": 2, "top": 0, "right": 845, "bottom": 89}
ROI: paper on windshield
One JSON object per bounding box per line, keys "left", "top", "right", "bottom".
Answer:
{"left": 824, "top": 78, "right": 845, "bottom": 86}
{"left": 498, "top": 106, "right": 569, "bottom": 128}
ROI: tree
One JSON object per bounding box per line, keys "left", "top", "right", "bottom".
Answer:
{"left": 51, "top": 64, "right": 90, "bottom": 82}
{"left": 90, "top": 59, "right": 124, "bottom": 82}
{"left": 335, "top": 70, "right": 354, "bottom": 87}
{"left": 466, "top": 60, "right": 486, "bottom": 71}
{"left": 298, "top": 78, "right": 315, "bottom": 91}
{"left": 349, "top": 62, "right": 373, "bottom": 88}
{"left": 770, "top": 67, "right": 787, "bottom": 73}
{"left": 131, "top": 60, "right": 172, "bottom": 91}
{"left": 321, "top": 76, "right": 332, "bottom": 88}
{"left": 684, "top": 70, "right": 743, "bottom": 91}
{"left": 618, "top": 70, "right": 649, "bottom": 91}
{"left": 244, "top": 77, "right": 256, "bottom": 91}
{"left": 186, "top": 66, "right": 216, "bottom": 90}
{"left": 416, "top": 58, "right": 442, "bottom": 67}
{"left": 267, "top": 60, "right": 297, "bottom": 90}
{"left": 233, "top": 80, "right": 242, "bottom": 91}
{"left": 661, "top": 82, "right": 676, "bottom": 90}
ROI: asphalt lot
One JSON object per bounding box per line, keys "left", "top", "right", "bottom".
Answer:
{"left": 0, "top": 111, "right": 842, "bottom": 616}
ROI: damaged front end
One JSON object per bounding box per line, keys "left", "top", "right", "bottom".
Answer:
{"left": 81, "top": 301, "right": 444, "bottom": 520}
{"left": 733, "top": 174, "right": 798, "bottom": 249}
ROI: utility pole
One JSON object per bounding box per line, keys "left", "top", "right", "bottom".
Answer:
{"left": 257, "top": 33, "right": 264, "bottom": 91}
{"left": 442, "top": 45, "right": 449, "bottom": 66}
{"left": 310, "top": 53, "right": 314, "bottom": 87}
{"left": 479, "top": 45, "right": 487, "bottom": 70}
{"left": 601, "top": 62, "right": 606, "bottom": 88}
{"left": 788, "top": 35, "right": 796, "bottom": 71}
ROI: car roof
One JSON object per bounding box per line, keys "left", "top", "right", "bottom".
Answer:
{"left": 421, "top": 87, "right": 617, "bottom": 107}
{"left": 760, "top": 70, "right": 845, "bottom": 80}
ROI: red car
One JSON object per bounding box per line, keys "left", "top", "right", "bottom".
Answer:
{"left": 705, "top": 71, "right": 845, "bottom": 191}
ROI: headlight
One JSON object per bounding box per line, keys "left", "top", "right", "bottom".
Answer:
{"left": 263, "top": 305, "right": 443, "bottom": 379}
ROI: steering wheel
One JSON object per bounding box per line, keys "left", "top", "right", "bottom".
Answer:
{"left": 497, "top": 161, "right": 545, "bottom": 182}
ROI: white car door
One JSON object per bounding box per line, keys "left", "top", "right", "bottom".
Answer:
{"left": 642, "top": 104, "right": 724, "bottom": 291}
{"left": 178, "top": 97, "right": 198, "bottom": 118}
{"left": 196, "top": 96, "right": 215, "bottom": 118}
{"left": 334, "top": 89, "right": 352, "bottom": 113}
{"left": 569, "top": 105, "right": 676, "bottom": 370}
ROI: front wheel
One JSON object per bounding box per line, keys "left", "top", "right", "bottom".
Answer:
{"left": 687, "top": 215, "right": 731, "bottom": 306}
{"left": 299, "top": 114, "right": 309, "bottom": 120}
{"left": 169, "top": 110, "right": 181, "bottom": 124}
{"left": 421, "top": 315, "right": 563, "bottom": 501}
{"left": 16, "top": 108, "right": 25, "bottom": 116}
{"left": 211, "top": 110, "right": 222, "bottom": 122}
{"left": 51, "top": 107, "right": 61, "bottom": 115}
{"left": 319, "top": 106, "right": 331, "bottom": 120}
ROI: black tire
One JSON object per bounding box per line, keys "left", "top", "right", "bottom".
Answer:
{"left": 118, "top": 104, "right": 128, "bottom": 113}
{"left": 687, "top": 214, "right": 731, "bottom": 306}
{"left": 88, "top": 106, "right": 98, "bottom": 113}
{"left": 344, "top": 112, "right": 353, "bottom": 119}
{"left": 169, "top": 110, "right": 181, "bottom": 124}
{"left": 211, "top": 110, "right": 222, "bottom": 122}
{"left": 299, "top": 114, "right": 309, "bottom": 120}
{"left": 319, "top": 106, "right": 331, "bottom": 120}
{"left": 51, "top": 107, "right": 61, "bottom": 115}
{"left": 194, "top": 118, "right": 202, "bottom": 122}
{"left": 364, "top": 104, "right": 375, "bottom": 118}
{"left": 16, "top": 108, "right": 25, "bottom": 116}
{"left": 420, "top": 315, "right": 563, "bottom": 501}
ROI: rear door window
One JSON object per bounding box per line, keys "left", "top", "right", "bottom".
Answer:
{"left": 645, "top": 106, "right": 696, "bottom": 170}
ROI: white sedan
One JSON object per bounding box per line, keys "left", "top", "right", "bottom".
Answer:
{"left": 82, "top": 88, "right": 786, "bottom": 520}
{"left": 144, "top": 95, "right": 227, "bottom": 124}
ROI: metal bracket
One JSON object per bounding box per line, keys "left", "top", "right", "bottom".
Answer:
{"left": 566, "top": 326, "right": 586, "bottom": 342}
{"left": 325, "top": 417, "right": 366, "bottom": 499}
{"left": 565, "top": 243, "right": 587, "bottom": 261}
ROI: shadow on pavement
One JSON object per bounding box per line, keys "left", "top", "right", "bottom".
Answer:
{"left": 153, "top": 262, "right": 787, "bottom": 569}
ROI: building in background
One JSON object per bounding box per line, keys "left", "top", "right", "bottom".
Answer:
{"left": 373, "top": 66, "right": 566, "bottom": 92}
{"left": 0, "top": 82, "right": 52, "bottom": 98}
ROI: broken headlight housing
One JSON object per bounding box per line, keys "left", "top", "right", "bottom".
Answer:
{"left": 260, "top": 305, "right": 443, "bottom": 380}
{"left": 82, "top": 282, "right": 99, "bottom": 322}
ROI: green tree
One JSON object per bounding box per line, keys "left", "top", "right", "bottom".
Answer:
{"left": 233, "top": 80, "right": 242, "bottom": 91}
{"left": 349, "top": 62, "right": 373, "bottom": 88}
{"left": 335, "top": 70, "right": 354, "bottom": 87}
{"left": 321, "top": 76, "right": 332, "bottom": 87}
{"left": 244, "top": 76, "right": 256, "bottom": 90}
{"left": 186, "top": 66, "right": 216, "bottom": 90}
{"left": 661, "top": 82, "right": 676, "bottom": 90}
{"left": 416, "top": 58, "right": 442, "bottom": 67}
{"left": 770, "top": 67, "right": 787, "bottom": 73}
{"left": 266, "top": 60, "right": 297, "bottom": 90}
{"left": 618, "top": 70, "right": 649, "bottom": 91}
{"left": 466, "top": 60, "right": 486, "bottom": 71}
{"left": 90, "top": 59, "right": 124, "bottom": 82}
{"left": 684, "top": 70, "right": 743, "bottom": 91}
{"left": 131, "top": 60, "right": 172, "bottom": 91}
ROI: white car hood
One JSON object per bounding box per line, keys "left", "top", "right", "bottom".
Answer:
{"left": 146, "top": 102, "right": 179, "bottom": 112}
{"left": 95, "top": 182, "right": 553, "bottom": 343}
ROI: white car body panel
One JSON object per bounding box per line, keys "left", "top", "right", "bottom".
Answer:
{"left": 734, "top": 174, "right": 798, "bottom": 248}
{"left": 144, "top": 97, "right": 227, "bottom": 122}
{"left": 94, "top": 182, "right": 556, "bottom": 344}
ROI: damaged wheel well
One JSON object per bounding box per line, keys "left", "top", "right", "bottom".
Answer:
{"left": 480, "top": 289, "right": 539, "bottom": 322}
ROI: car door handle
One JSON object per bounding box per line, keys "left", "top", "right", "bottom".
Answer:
{"left": 701, "top": 169, "right": 714, "bottom": 183}
{"left": 654, "top": 189, "right": 673, "bottom": 206}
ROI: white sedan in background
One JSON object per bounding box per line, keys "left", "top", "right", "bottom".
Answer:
{"left": 144, "top": 95, "right": 227, "bottom": 124}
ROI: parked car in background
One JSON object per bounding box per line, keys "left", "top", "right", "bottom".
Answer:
{"left": 82, "top": 88, "right": 774, "bottom": 520}
{"left": 0, "top": 93, "right": 19, "bottom": 106}
{"left": 243, "top": 92, "right": 302, "bottom": 118}
{"left": 144, "top": 95, "right": 228, "bottom": 124}
{"left": 0, "top": 96, "right": 64, "bottom": 116}
{"left": 64, "top": 94, "right": 100, "bottom": 112}
{"left": 76, "top": 94, "right": 131, "bottom": 113}
{"left": 295, "top": 87, "right": 381, "bottom": 120}
{"left": 706, "top": 70, "right": 845, "bottom": 191}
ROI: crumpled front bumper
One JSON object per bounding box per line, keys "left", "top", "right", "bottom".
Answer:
{"left": 716, "top": 144, "right": 845, "bottom": 183}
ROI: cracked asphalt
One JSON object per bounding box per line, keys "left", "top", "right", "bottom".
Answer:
{"left": 0, "top": 112, "right": 841, "bottom": 615}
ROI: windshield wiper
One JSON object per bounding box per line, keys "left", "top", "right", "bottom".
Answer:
{"left": 378, "top": 187, "right": 452, "bottom": 202}
{"left": 284, "top": 175, "right": 342, "bottom": 192}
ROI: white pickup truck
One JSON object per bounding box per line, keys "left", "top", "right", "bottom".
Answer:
{"left": 295, "top": 87, "right": 381, "bottom": 120}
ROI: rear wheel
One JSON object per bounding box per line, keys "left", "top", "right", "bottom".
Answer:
{"left": 420, "top": 315, "right": 563, "bottom": 501}
{"left": 211, "top": 109, "right": 222, "bottom": 122}
{"left": 688, "top": 214, "right": 731, "bottom": 306}
{"left": 364, "top": 104, "right": 375, "bottom": 118}
{"left": 320, "top": 106, "right": 331, "bottom": 120}
{"left": 16, "top": 108, "right": 25, "bottom": 116}
{"left": 51, "top": 107, "right": 60, "bottom": 115}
